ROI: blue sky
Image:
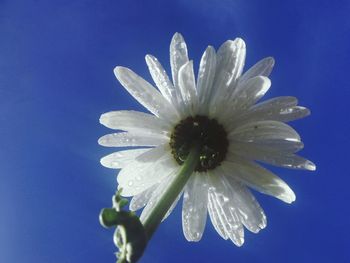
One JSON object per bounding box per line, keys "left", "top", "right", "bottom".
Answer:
{"left": 1, "top": 0, "right": 349, "bottom": 262}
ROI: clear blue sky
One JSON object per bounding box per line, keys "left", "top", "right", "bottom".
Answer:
{"left": 1, "top": 0, "right": 349, "bottom": 262}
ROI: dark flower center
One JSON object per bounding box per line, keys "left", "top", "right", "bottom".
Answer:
{"left": 169, "top": 115, "right": 228, "bottom": 172}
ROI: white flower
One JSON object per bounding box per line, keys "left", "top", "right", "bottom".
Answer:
{"left": 99, "top": 33, "right": 315, "bottom": 246}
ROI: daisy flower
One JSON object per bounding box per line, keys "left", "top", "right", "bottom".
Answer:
{"left": 99, "top": 33, "right": 315, "bottom": 247}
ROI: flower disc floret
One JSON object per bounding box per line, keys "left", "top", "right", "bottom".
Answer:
{"left": 170, "top": 115, "right": 228, "bottom": 172}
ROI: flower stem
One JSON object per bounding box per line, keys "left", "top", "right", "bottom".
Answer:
{"left": 143, "top": 145, "right": 200, "bottom": 240}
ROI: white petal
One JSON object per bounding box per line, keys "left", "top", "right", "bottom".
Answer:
{"left": 251, "top": 96, "right": 298, "bottom": 112}
{"left": 163, "top": 190, "right": 183, "bottom": 221}
{"left": 276, "top": 106, "right": 310, "bottom": 122}
{"left": 231, "top": 139, "right": 304, "bottom": 154}
{"left": 239, "top": 57, "right": 275, "bottom": 83}
{"left": 100, "top": 110, "right": 171, "bottom": 135}
{"left": 207, "top": 182, "right": 228, "bottom": 240}
{"left": 208, "top": 172, "right": 245, "bottom": 246}
{"left": 100, "top": 148, "right": 149, "bottom": 169}
{"left": 170, "top": 33, "right": 189, "bottom": 89}
{"left": 140, "top": 176, "right": 171, "bottom": 222}
{"left": 117, "top": 149, "right": 178, "bottom": 196}
{"left": 229, "top": 97, "right": 300, "bottom": 128}
{"left": 215, "top": 76, "right": 271, "bottom": 124}
{"left": 221, "top": 172, "right": 267, "bottom": 234}
{"left": 197, "top": 46, "right": 217, "bottom": 114}
{"left": 222, "top": 159, "right": 296, "bottom": 203}
{"left": 182, "top": 172, "right": 209, "bottom": 242}
{"left": 98, "top": 132, "right": 167, "bottom": 147}
{"left": 257, "top": 153, "right": 315, "bottom": 170}
{"left": 135, "top": 143, "right": 170, "bottom": 163}
{"left": 239, "top": 106, "right": 310, "bottom": 126}
{"left": 230, "top": 139, "right": 303, "bottom": 155}
{"left": 145, "top": 54, "right": 176, "bottom": 104}
{"left": 169, "top": 33, "right": 190, "bottom": 117}
{"left": 114, "top": 66, "right": 179, "bottom": 122}
{"left": 145, "top": 55, "right": 183, "bottom": 117}
{"left": 140, "top": 174, "right": 182, "bottom": 223}
{"left": 214, "top": 38, "right": 246, "bottom": 90}
{"left": 229, "top": 145, "right": 316, "bottom": 170}
{"left": 230, "top": 76, "right": 271, "bottom": 112}
{"left": 230, "top": 121, "right": 301, "bottom": 143}
{"left": 129, "top": 184, "right": 158, "bottom": 211}
{"left": 178, "top": 60, "right": 198, "bottom": 115}
{"left": 132, "top": 144, "right": 181, "bottom": 219}
{"left": 209, "top": 38, "right": 246, "bottom": 117}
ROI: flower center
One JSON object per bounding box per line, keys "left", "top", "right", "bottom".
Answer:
{"left": 169, "top": 115, "right": 228, "bottom": 172}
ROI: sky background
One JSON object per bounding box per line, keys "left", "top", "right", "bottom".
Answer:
{"left": 1, "top": 0, "right": 349, "bottom": 262}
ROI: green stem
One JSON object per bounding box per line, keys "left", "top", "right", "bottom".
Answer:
{"left": 143, "top": 145, "right": 200, "bottom": 240}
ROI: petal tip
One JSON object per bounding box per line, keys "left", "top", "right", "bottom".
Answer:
{"left": 97, "top": 139, "right": 104, "bottom": 146}
{"left": 98, "top": 136, "right": 106, "bottom": 146}
{"left": 306, "top": 161, "right": 316, "bottom": 171}
{"left": 145, "top": 54, "right": 156, "bottom": 63}
{"left": 172, "top": 32, "right": 184, "bottom": 42}
{"left": 287, "top": 193, "right": 296, "bottom": 204}
{"left": 260, "top": 75, "right": 271, "bottom": 85}
{"left": 234, "top": 237, "right": 245, "bottom": 247}
{"left": 99, "top": 113, "right": 108, "bottom": 126}
{"left": 254, "top": 75, "right": 271, "bottom": 94}
{"left": 303, "top": 107, "right": 311, "bottom": 117}
{"left": 100, "top": 157, "right": 110, "bottom": 168}
{"left": 184, "top": 233, "right": 203, "bottom": 242}
{"left": 206, "top": 45, "right": 215, "bottom": 51}
{"left": 117, "top": 185, "right": 134, "bottom": 197}
{"left": 279, "top": 187, "right": 296, "bottom": 204}
{"left": 266, "top": 56, "right": 275, "bottom": 66}
{"left": 113, "top": 66, "right": 127, "bottom": 78}
{"left": 234, "top": 37, "right": 246, "bottom": 49}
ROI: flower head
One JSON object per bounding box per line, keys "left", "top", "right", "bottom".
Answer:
{"left": 99, "top": 33, "right": 315, "bottom": 246}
